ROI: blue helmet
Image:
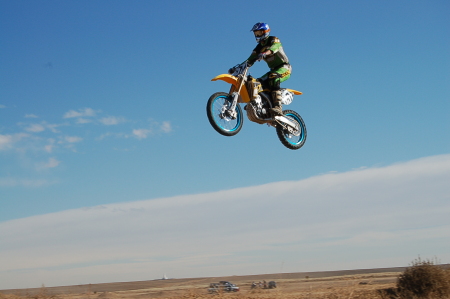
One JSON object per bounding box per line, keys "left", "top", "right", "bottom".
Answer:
{"left": 251, "top": 22, "right": 270, "bottom": 43}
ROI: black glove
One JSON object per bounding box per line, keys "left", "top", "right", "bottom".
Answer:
{"left": 228, "top": 67, "right": 236, "bottom": 74}
{"left": 257, "top": 52, "right": 267, "bottom": 61}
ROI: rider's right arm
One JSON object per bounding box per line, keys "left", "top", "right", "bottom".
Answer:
{"left": 246, "top": 42, "right": 264, "bottom": 66}
{"left": 245, "top": 52, "right": 257, "bottom": 67}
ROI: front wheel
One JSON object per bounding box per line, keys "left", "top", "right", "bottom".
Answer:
{"left": 276, "top": 110, "right": 307, "bottom": 150}
{"left": 206, "top": 92, "right": 243, "bottom": 136}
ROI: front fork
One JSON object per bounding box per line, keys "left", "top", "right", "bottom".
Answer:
{"left": 223, "top": 70, "right": 248, "bottom": 120}
{"left": 225, "top": 92, "right": 240, "bottom": 119}
{"left": 220, "top": 82, "right": 241, "bottom": 120}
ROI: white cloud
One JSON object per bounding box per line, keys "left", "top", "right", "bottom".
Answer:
{"left": 0, "top": 104, "right": 5, "bottom": 109}
{"left": 36, "top": 157, "right": 61, "bottom": 170}
{"left": 21, "top": 121, "right": 63, "bottom": 134}
{"left": 44, "top": 139, "right": 55, "bottom": 153}
{"left": 0, "top": 133, "right": 29, "bottom": 151}
{"left": 99, "top": 116, "right": 126, "bottom": 125}
{"left": 99, "top": 123, "right": 169, "bottom": 140}
{"left": 130, "top": 121, "right": 172, "bottom": 139}
{"left": 25, "top": 114, "right": 38, "bottom": 118}
{"left": 25, "top": 123, "right": 45, "bottom": 133}
{"left": 63, "top": 108, "right": 97, "bottom": 119}
{"left": 64, "top": 136, "right": 83, "bottom": 143}
{"left": 160, "top": 121, "right": 172, "bottom": 133}
{"left": 1, "top": 154, "right": 450, "bottom": 289}
{"left": 46, "top": 123, "right": 63, "bottom": 133}
{"left": 44, "top": 157, "right": 60, "bottom": 169}
{"left": 44, "top": 145, "right": 54, "bottom": 153}
{"left": 76, "top": 118, "right": 92, "bottom": 124}
{"left": 97, "top": 132, "right": 128, "bottom": 140}
{"left": 0, "top": 134, "right": 13, "bottom": 150}
{"left": 132, "top": 128, "right": 151, "bottom": 139}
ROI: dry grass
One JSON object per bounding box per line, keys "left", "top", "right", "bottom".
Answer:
{"left": 0, "top": 289, "right": 389, "bottom": 299}
{"left": 0, "top": 286, "right": 58, "bottom": 299}
{"left": 2, "top": 261, "right": 450, "bottom": 299}
{"left": 0, "top": 280, "right": 395, "bottom": 299}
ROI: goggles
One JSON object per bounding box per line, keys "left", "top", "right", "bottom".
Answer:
{"left": 253, "top": 30, "right": 266, "bottom": 37}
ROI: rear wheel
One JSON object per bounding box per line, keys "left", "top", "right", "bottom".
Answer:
{"left": 206, "top": 92, "right": 243, "bottom": 136}
{"left": 276, "top": 110, "right": 307, "bottom": 150}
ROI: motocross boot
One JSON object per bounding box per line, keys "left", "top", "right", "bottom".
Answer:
{"left": 270, "top": 90, "right": 283, "bottom": 116}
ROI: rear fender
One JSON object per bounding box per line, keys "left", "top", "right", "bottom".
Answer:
{"left": 286, "top": 89, "right": 302, "bottom": 95}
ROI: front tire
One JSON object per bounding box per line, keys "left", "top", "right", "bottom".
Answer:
{"left": 206, "top": 92, "right": 243, "bottom": 136}
{"left": 276, "top": 110, "right": 307, "bottom": 150}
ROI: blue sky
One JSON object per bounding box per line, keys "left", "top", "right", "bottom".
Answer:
{"left": 1, "top": 0, "right": 449, "bottom": 289}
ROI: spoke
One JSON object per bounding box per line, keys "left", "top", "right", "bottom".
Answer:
{"left": 212, "top": 97, "right": 240, "bottom": 132}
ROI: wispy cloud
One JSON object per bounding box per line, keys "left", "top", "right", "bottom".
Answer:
{"left": 131, "top": 121, "right": 172, "bottom": 139}
{"left": 0, "top": 134, "right": 13, "bottom": 150}
{"left": 0, "top": 133, "right": 29, "bottom": 151}
{"left": 46, "top": 123, "right": 63, "bottom": 133}
{"left": 25, "top": 123, "right": 46, "bottom": 133}
{"left": 160, "top": 121, "right": 172, "bottom": 133}
{"left": 99, "top": 116, "right": 126, "bottom": 125}
{"left": 21, "top": 121, "right": 63, "bottom": 134}
{"left": 1, "top": 154, "right": 449, "bottom": 289}
{"left": 132, "top": 128, "right": 151, "bottom": 139}
{"left": 97, "top": 132, "right": 124, "bottom": 140}
{"left": 44, "top": 139, "right": 55, "bottom": 153}
{"left": 1, "top": 109, "right": 171, "bottom": 178}
{"left": 100, "top": 120, "right": 172, "bottom": 141}
{"left": 0, "top": 104, "right": 6, "bottom": 109}
{"left": 63, "top": 108, "right": 128, "bottom": 127}
{"left": 63, "top": 108, "right": 97, "bottom": 119}
{"left": 36, "top": 157, "right": 61, "bottom": 170}
{"left": 63, "top": 136, "right": 83, "bottom": 143}
{"left": 45, "top": 157, "right": 60, "bottom": 168}
{"left": 76, "top": 118, "right": 93, "bottom": 124}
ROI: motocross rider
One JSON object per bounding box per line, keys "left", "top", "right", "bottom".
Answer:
{"left": 231, "top": 22, "right": 292, "bottom": 116}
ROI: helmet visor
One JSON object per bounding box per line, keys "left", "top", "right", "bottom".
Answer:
{"left": 253, "top": 30, "right": 265, "bottom": 37}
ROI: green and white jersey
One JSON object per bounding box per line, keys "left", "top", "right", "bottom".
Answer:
{"left": 246, "top": 36, "right": 290, "bottom": 70}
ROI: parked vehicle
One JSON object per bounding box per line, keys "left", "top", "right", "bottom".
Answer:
{"left": 208, "top": 281, "right": 240, "bottom": 293}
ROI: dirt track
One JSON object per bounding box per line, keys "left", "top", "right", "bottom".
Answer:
{"left": 0, "top": 267, "right": 406, "bottom": 298}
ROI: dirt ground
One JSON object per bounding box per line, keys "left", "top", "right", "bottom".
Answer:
{"left": 0, "top": 268, "right": 405, "bottom": 299}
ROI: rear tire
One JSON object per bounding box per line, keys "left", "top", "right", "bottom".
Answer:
{"left": 276, "top": 110, "right": 307, "bottom": 150}
{"left": 206, "top": 92, "right": 243, "bottom": 136}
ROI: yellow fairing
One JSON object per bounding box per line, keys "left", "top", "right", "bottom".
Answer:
{"left": 211, "top": 74, "right": 238, "bottom": 86}
{"left": 211, "top": 74, "right": 251, "bottom": 103}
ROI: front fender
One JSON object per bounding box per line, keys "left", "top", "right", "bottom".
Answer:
{"left": 211, "top": 74, "right": 251, "bottom": 103}
{"left": 211, "top": 74, "right": 239, "bottom": 86}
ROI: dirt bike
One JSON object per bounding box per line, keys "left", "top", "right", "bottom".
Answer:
{"left": 206, "top": 62, "right": 307, "bottom": 150}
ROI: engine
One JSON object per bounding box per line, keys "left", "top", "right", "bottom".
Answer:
{"left": 246, "top": 95, "right": 271, "bottom": 124}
